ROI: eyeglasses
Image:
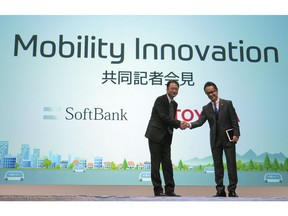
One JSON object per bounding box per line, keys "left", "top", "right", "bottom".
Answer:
{"left": 205, "top": 89, "right": 216, "bottom": 95}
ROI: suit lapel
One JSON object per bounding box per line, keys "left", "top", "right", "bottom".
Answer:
{"left": 218, "top": 99, "right": 224, "bottom": 119}
{"left": 208, "top": 102, "right": 214, "bottom": 114}
{"left": 206, "top": 103, "right": 216, "bottom": 121}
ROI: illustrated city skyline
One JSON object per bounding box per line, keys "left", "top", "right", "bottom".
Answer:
{"left": 1, "top": 140, "right": 287, "bottom": 169}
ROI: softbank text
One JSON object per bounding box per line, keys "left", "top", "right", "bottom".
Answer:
{"left": 65, "top": 107, "right": 128, "bottom": 121}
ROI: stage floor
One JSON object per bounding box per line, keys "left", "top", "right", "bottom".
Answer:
{"left": 1, "top": 195, "right": 287, "bottom": 201}
{"left": 0, "top": 185, "right": 287, "bottom": 201}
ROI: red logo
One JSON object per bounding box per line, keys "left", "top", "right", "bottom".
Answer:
{"left": 176, "top": 109, "right": 201, "bottom": 121}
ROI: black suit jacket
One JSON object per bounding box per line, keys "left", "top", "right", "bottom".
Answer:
{"left": 145, "top": 94, "right": 181, "bottom": 143}
{"left": 191, "top": 98, "right": 240, "bottom": 148}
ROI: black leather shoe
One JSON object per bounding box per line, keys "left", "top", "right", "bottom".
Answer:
{"left": 228, "top": 191, "right": 238, "bottom": 197}
{"left": 155, "top": 192, "right": 166, "bottom": 196}
{"left": 165, "top": 192, "right": 181, "bottom": 197}
{"left": 213, "top": 191, "right": 226, "bottom": 197}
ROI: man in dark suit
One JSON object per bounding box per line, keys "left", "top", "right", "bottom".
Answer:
{"left": 145, "top": 80, "right": 186, "bottom": 197}
{"left": 188, "top": 81, "right": 240, "bottom": 197}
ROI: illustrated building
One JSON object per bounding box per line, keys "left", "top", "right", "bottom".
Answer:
{"left": 0, "top": 141, "right": 9, "bottom": 168}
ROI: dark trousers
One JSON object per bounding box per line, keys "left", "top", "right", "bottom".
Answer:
{"left": 212, "top": 138, "right": 238, "bottom": 192}
{"left": 148, "top": 132, "right": 175, "bottom": 195}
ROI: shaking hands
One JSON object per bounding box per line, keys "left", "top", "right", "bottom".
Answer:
{"left": 180, "top": 121, "right": 191, "bottom": 130}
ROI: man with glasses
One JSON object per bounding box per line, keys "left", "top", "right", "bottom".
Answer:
{"left": 187, "top": 81, "right": 240, "bottom": 197}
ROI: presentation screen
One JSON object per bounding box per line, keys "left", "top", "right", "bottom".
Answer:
{"left": 0, "top": 16, "right": 287, "bottom": 186}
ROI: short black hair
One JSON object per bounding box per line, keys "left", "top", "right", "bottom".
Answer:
{"left": 204, "top": 81, "right": 218, "bottom": 91}
{"left": 166, "top": 80, "right": 179, "bottom": 89}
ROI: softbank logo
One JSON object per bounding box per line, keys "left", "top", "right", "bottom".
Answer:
{"left": 43, "top": 107, "right": 61, "bottom": 120}
{"left": 65, "top": 107, "right": 128, "bottom": 121}
{"left": 42, "top": 106, "right": 128, "bottom": 121}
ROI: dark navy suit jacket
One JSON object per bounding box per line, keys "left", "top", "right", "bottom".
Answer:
{"left": 145, "top": 94, "right": 181, "bottom": 143}
{"left": 191, "top": 98, "right": 240, "bottom": 148}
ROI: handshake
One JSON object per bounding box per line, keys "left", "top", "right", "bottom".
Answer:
{"left": 180, "top": 121, "right": 191, "bottom": 130}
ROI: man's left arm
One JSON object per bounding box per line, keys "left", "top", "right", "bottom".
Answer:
{"left": 229, "top": 101, "right": 240, "bottom": 142}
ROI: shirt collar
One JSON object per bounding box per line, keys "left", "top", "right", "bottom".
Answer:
{"left": 212, "top": 98, "right": 220, "bottom": 106}
{"left": 167, "top": 94, "right": 173, "bottom": 103}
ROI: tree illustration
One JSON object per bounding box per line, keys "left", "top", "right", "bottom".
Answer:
{"left": 263, "top": 154, "right": 271, "bottom": 171}
{"left": 248, "top": 159, "right": 255, "bottom": 171}
{"left": 182, "top": 164, "right": 190, "bottom": 171}
{"left": 178, "top": 160, "right": 184, "bottom": 170}
{"left": 14, "top": 162, "right": 19, "bottom": 168}
{"left": 68, "top": 163, "right": 74, "bottom": 169}
{"left": 242, "top": 163, "right": 247, "bottom": 171}
{"left": 259, "top": 163, "right": 263, "bottom": 171}
{"left": 122, "top": 159, "right": 128, "bottom": 170}
{"left": 43, "top": 158, "right": 52, "bottom": 168}
{"left": 284, "top": 158, "right": 288, "bottom": 171}
{"left": 110, "top": 161, "right": 117, "bottom": 170}
{"left": 272, "top": 158, "right": 279, "bottom": 171}
{"left": 236, "top": 160, "right": 243, "bottom": 170}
